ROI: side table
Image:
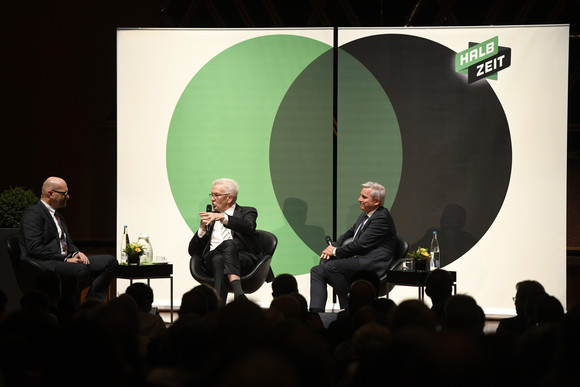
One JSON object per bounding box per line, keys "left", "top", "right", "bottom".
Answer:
{"left": 386, "top": 270, "right": 457, "bottom": 301}
{"left": 116, "top": 263, "right": 174, "bottom": 322}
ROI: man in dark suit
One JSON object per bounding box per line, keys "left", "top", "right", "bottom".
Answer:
{"left": 19, "top": 177, "right": 117, "bottom": 302}
{"left": 310, "top": 182, "right": 397, "bottom": 312}
{"left": 188, "top": 178, "right": 261, "bottom": 304}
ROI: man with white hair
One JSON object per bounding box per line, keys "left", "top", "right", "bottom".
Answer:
{"left": 188, "top": 178, "right": 262, "bottom": 304}
{"left": 310, "top": 181, "right": 397, "bottom": 312}
{"left": 19, "top": 176, "right": 118, "bottom": 302}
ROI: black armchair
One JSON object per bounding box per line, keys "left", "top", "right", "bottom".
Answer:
{"left": 5, "top": 232, "right": 45, "bottom": 294}
{"left": 378, "top": 233, "right": 409, "bottom": 297}
{"left": 189, "top": 229, "right": 277, "bottom": 294}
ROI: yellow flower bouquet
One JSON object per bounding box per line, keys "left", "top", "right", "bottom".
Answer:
{"left": 125, "top": 242, "right": 145, "bottom": 265}
{"left": 408, "top": 247, "right": 431, "bottom": 261}
{"left": 407, "top": 247, "right": 431, "bottom": 271}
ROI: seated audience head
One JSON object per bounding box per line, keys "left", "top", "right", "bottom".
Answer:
{"left": 370, "top": 297, "right": 397, "bottom": 325}
{"left": 269, "top": 294, "right": 301, "bottom": 321}
{"left": 348, "top": 279, "right": 377, "bottom": 312}
{"left": 532, "top": 293, "right": 564, "bottom": 326}
{"left": 425, "top": 269, "right": 453, "bottom": 305}
{"left": 272, "top": 273, "right": 299, "bottom": 298}
{"left": 443, "top": 294, "right": 485, "bottom": 335}
{"left": 351, "top": 321, "right": 390, "bottom": 360}
{"left": 524, "top": 290, "right": 548, "bottom": 327}
{"left": 103, "top": 294, "right": 139, "bottom": 326}
{"left": 350, "top": 270, "right": 380, "bottom": 297}
{"left": 180, "top": 284, "right": 220, "bottom": 317}
{"left": 290, "top": 292, "right": 309, "bottom": 320}
{"left": 125, "top": 282, "right": 154, "bottom": 313}
{"left": 389, "top": 299, "right": 437, "bottom": 333}
{"left": 513, "top": 280, "right": 545, "bottom": 316}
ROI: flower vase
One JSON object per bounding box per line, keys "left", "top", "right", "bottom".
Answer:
{"left": 414, "top": 260, "right": 427, "bottom": 272}
{"left": 128, "top": 254, "right": 140, "bottom": 265}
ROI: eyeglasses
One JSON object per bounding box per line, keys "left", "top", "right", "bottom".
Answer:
{"left": 52, "top": 190, "right": 69, "bottom": 197}
{"left": 209, "top": 193, "right": 230, "bottom": 198}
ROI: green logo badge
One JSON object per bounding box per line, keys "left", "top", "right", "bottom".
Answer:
{"left": 455, "top": 36, "right": 511, "bottom": 83}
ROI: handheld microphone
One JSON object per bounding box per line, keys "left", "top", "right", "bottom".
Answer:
{"left": 322, "top": 236, "right": 334, "bottom": 264}
{"left": 203, "top": 204, "right": 214, "bottom": 229}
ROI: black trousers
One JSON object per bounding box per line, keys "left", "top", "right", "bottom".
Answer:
{"left": 32, "top": 254, "right": 118, "bottom": 302}
{"left": 309, "top": 257, "right": 365, "bottom": 312}
{"left": 203, "top": 240, "right": 258, "bottom": 302}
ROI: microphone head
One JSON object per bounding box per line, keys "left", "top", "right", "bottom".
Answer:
{"left": 206, "top": 204, "right": 213, "bottom": 212}
{"left": 325, "top": 236, "right": 332, "bottom": 245}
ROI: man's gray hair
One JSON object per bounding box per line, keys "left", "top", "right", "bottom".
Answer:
{"left": 362, "top": 181, "right": 386, "bottom": 206}
{"left": 213, "top": 178, "right": 239, "bottom": 200}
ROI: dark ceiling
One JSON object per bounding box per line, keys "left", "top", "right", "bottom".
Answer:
{"left": 3, "top": 0, "right": 579, "bottom": 244}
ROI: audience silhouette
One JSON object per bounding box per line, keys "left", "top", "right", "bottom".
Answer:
{"left": 443, "top": 294, "right": 486, "bottom": 335}
{"left": 124, "top": 282, "right": 167, "bottom": 340}
{"left": 178, "top": 283, "right": 220, "bottom": 318}
{"left": 271, "top": 273, "right": 299, "bottom": 298}
{"left": 425, "top": 268, "right": 454, "bottom": 328}
{"left": 0, "top": 273, "right": 575, "bottom": 387}
{"left": 496, "top": 279, "right": 545, "bottom": 335}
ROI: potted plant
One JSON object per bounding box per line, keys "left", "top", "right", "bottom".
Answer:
{"left": 0, "top": 186, "right": 38, "bottom": 310}
{"left": 407, "top": 246, "right": 431, "bottom": 272}
{"left": 0, "top": 186, "right": 38, "bottom": 229}
{"left": 125, "top": 241, "right": 146, "bottom": 265}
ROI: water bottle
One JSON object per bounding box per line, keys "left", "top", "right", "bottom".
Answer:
{"left": 120, "top": 225, "right": 130, "bottom": 264}
{"left": 430, "top": 231, "right": 440, "bottom": 270}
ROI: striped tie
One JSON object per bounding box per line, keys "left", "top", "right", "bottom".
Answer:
{"left": 221, "top": 224, "right": 232, "bottom": 241}
{"left": 55, "top": 213, "right": 68, "bottom": 254}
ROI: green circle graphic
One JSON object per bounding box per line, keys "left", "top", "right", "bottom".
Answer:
{"left": 166, "top": 35, "right": 335, "bottom": 275}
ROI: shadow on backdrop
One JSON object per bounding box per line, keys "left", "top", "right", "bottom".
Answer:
{"left": 282, "top": 197, "right": 327, "bottom": 255}
{"left": 409, "top": 204, "right": 477, "bottom": 266}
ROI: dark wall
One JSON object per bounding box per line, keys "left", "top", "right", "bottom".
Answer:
{"left": 2, "top": 2, "right": 154, "bottom": 241}
{"left": 2, "top": 1, "right": 579, "bottom": 248}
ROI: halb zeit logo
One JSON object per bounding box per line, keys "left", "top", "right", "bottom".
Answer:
{"left": 455, "top": 36, "right": 511, "bottom": 83}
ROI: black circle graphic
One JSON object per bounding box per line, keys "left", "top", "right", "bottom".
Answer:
{"left": 269, "top": 34, "right": 511, "bottom": 267}
{"left": 341, "top": 34, "right": 511, "bottom": 265}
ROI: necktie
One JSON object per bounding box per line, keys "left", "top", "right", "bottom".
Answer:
{"left": 55, "top": 213, "right": 68, "bottom": 254}
{"left": 220, "top": 223, "right": 232, "bottom": 241}
{"left": 353, "top": 216, "right": 368, "bottom": 240}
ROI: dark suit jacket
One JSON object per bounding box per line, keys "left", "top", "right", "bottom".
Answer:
{"left": 334, "top": 206, "right": 397, "bottom": 271}
{"left": 188, "top": 204, "right": 261, "bottom": 258}
{"left": 19, "top": 201, "right": 78, "bottom": 261}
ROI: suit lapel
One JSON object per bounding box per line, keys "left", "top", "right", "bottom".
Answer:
{"left": 357, "top": 206, "right": 382, "bottom": 237}
{"left": 230, "top": 205, "right": 242, "bottom": 238}
{"left": 360, "top": 206, "right": 383, "bottom": 233}
{"left": 38, "top": 202, "right": 58, "bottom": 235}
{"left": 37, "top": 202, "right": 63, "bottom": 254}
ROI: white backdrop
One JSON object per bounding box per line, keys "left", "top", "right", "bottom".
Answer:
{"left": 117, "top": 26, "right": 568, "bottom": 315}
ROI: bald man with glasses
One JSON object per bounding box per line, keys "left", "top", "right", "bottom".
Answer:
{"left": 19, "top": 176, "right": 117, "bottom": 303}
